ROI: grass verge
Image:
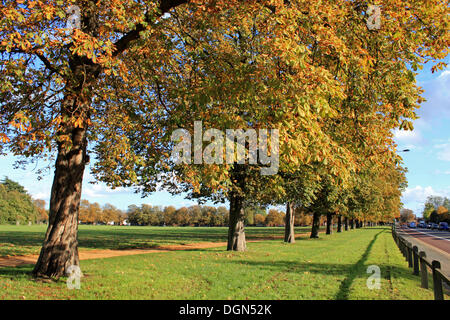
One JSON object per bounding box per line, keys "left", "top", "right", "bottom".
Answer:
{"left": 0, "top": 227, "right": 440, "bottom": 300}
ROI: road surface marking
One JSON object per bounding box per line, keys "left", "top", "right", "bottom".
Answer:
{"left": 397, "top": 229, "right": 450, "bottom": 257}
{"left": 411, "top": 229, "right": 450, "bottom": 242}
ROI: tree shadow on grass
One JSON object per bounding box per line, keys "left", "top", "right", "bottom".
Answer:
{"left": 0, "top": 264, "right": 34, "bottom": 278}
{"left": 225, "top": 229, "right": 387, "bottom": 300}
{"left": 0, "top": 226, "right": 324, "bottom": 254}
{"left": 334, "top": 229, "right": 384, "bottom": 300}
{"left": 3, "top": 229, "right": 425, "bottom": 299}
{"left": 0, "top": 265, "right": 70, "bottom": 289}
{"left": 226, "top": 259, "right": 351, "bottom": 276}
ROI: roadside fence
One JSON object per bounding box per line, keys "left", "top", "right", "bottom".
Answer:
{"left": 392, "top": 225, "right": 449, "bottom": 300}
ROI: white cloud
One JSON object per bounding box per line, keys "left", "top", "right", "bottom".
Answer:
{"left": 402, "top": 185, "right": 437, "bottom": 204}
{"left": 27, "top": 181, "right": 128, "bottom": 203}
{"left": 438, "top": 67, "right": 450, "bottom": 79}
{"left": 30, "top": 191, "right": 50, "bottom": 201}
{"left": 393, "top": 128, "right": 425, "bottom": 151}
{"left": 82, "top": 183, "right": 127, "bottom": 198}
{"left": 402, "top": 186, "right": 450, "bottom": 217}
{"left": 394, "top": 129, "right": 419, "bottom": 141}
{"left": 433, "top": 170, "right": 450, "bottom": 175}
{"left": 438, "top": 150, "right": 450, "bottom": 161}
{"left": 433, "top": 141, "right": 450, "bottom": 162}
{"left": 392, "top": 118, "right": 430, "bottom": 151}
{"left": 417, "top": 67, "right": 450, "bottom": 120}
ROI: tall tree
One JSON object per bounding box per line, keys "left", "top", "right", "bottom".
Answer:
{"left": 1, "top": 176, "right": 27, "bottom": 194}
{"left": 284, "top": 202, "right": 295, "bottom": 243}
{"left": 0, "top": 180, "right": 39, "bottom": 224}
{"left": 33, "top": 199, "right": 48, "bottom": 223}
{"left": 399, "top": 208, "right": 415, "bottom": 223}
{"left": 1, "top": 0, "right": 193, "bottom": 278}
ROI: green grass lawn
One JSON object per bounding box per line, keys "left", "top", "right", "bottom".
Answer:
{"left": 0, "top": 227, "right": 439, "bottom": 300}
{"left": 0, "top": 224, "right": 319, "bottom": 257}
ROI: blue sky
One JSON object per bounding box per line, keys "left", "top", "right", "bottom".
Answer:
{"left": 1, "top": 62, "right": 449, "bottom": 216}
{"left": 392, "top": 61, "right": 450, "bottom": 217}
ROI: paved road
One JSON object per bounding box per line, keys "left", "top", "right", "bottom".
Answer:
{"left": 396, "top": 226, "right": 450, "bottom": 279}
{"left": 401, "top": 227, "right": 450, "bottom": 253}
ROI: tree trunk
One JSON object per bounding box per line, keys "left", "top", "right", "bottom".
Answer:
{"left": 350, "top": 218, "right": 354, "bottom": 229}
{"left": 310, "top": 212, "right": 320, "bottom": 238}
{"left": 344, "top": 216, "right": 348, "bottom": 231}
{"left": 32, "top": 54, "right": 97, "bottom": 278}
{"left": 355, "top": 219, "right": 360, "bottom": 228}
{"left": 227, "top": 164, "right": 246, "bottom": 251}
{"left": 326, "top": 212, "right": 333, "bottom": 235}
{"left": 284, "top": 202, "right": 295, "bottom": 243}
{"left": 33, "top": 114, "right": 88, "bottom": 278}
{"left": 227, "top": 195, "right": 246, "bottom": 251}
{"left": 337, "top": 215, "right": 342, "bottom": 232}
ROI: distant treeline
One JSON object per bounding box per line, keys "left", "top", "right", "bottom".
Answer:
{"left": 1, "top": 178, "right": 328, "bottom": 227}
{"left": 79, "top": 200, "right": 289, "bottom": 227}
{"left": 80, "top": 199, "right": 327, "bottom": 227}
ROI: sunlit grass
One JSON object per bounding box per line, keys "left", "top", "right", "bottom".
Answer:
{"left": 0, "top": 224, "right": 319, "bottom": 257}
{"left": 0, "top": 227, "right": 438, "bottom": 300}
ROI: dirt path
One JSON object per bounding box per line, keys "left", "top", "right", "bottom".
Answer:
{"left": 0, "top": 242, "right": 227, "bottom": 268}
{"left": 0, "top": 231, "right": 324, "bottom": 268}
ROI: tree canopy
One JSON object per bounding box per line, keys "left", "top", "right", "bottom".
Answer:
{"left": 1, "top": 0, "right": 448, "bottom": 278}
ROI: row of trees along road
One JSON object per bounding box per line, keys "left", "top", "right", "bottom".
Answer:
{"left": 422, "top": 196, "right": 450, "bottom": 223}
{"left": 0, "top": 1, "right": 448, "bottom": 278}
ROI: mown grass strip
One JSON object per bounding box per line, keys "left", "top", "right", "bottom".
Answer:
{"left": 0, "top": 227, "right": 439, "bottom": 300}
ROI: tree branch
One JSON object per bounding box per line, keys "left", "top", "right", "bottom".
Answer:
{"left": 112, "top": 0, "right": 189, "bottom": 57}
{"left": 2, "top": 47, "right": 63, "bottom": 78}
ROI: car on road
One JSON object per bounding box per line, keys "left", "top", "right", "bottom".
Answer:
{"left": 438, "top": 222, "right": 449, "bottom": 231}
{"left": 408, "top": 222, "right": 416, "bottom": 228}
{"left": 426, "top": 223, "right": 432, "bottom": 229}
{"left": 431, "top": 223, "right": 439, "bottom": 230}
{"left": 418, "top": 222, "right": 427, "bottom": 228}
